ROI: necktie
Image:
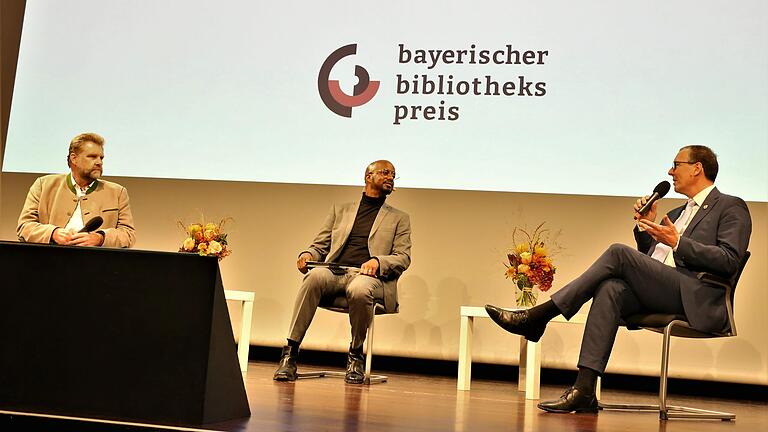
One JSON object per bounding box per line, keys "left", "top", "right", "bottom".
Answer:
{"left": 650, "top": 199, "right": 697, "bottom": 265}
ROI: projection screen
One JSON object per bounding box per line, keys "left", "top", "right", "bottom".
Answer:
{"left": 4, "top": 0, "right": 767, "bottom": 201}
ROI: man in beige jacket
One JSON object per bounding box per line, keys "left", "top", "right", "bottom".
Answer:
{"left": 17, "top": 133, "right": 136, "bottom": 248}
{"left": 273, "top": 160, "right": 411, "bottom": 384}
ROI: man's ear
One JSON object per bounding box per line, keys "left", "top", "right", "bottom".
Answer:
{"left": 693, "top": 162, "right": 703, "bottom": 176}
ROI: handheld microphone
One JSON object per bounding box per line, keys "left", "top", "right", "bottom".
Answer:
{"left": 637, "top": 181, "right": 671, "bottom": 215}
{"left": 78, "top": 216, "right": 104, "bottom": 233}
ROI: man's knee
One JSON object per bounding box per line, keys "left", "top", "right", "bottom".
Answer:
{"left": 346, "top": 276, "right": 378, "bottom": 304}
{"left": 602, "top": 243, "right": 642, "bottom": 266}
{"left": 606, "top": 243, "right": 633, "bottom": 257}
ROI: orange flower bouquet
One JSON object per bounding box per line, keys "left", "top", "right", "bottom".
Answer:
{"left": 504, "top": 222, "right": 560, "bottom": 307}
{"left": 178, "top": 218, "right": 231, "bottom": 260}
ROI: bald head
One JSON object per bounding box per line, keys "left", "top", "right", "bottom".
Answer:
{"left": 365, "top": 160, "right": 394, "bottom": 177}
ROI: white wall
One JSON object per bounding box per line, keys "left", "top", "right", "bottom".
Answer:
{"left": 2, "top": 172, "right": 765, "bottom": 384}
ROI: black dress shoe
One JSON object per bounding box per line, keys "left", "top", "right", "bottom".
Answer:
{"left": 273, "top": 345, "right": 298, "bottom": 381}
{"left": 484, "top": 304, "right": 546, "bottom": 342}
{"left": 537, "top": 387, "right": 598, "bottom": 413}
{"left": 344, "top": 352, "right": 365, "bottom": 384}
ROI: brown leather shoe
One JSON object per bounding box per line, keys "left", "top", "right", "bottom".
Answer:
{"left": 484, "top": 304, "right": 546, "bottom": 342}
{"left": 344, "top": 352, "right": 365, "bottom": 384}
{"left": 273, "top": 345, "right": 298, "bottom": 381}
{"left": 537, "top": 387, "right": 598, "bottom": 413}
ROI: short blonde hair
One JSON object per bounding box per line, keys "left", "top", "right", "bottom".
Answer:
{"left": 67, "top": 132, "right": 104, "bottom": 167}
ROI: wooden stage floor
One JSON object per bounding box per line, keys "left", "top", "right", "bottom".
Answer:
{"left": 212, "top": 362, "right": 767, "bottom": 432}
{"left": 2, "top": 361, "right": 766, "bottom": 431}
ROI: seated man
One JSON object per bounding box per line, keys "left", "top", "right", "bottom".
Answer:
{"left": 17, "top": 132, "right": 136, "bottom": 248}
{"left": 274, "top": 160, "right": 412, "bottom": 384}
{"left": 486, "top": 145, "right": 751, "bottom": 413}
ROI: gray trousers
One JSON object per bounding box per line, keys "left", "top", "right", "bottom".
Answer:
{"left": 551, "top": 243, "right": 691, "bottom": 374}
{"left": 287, "top": 267, "right": 384, "bottom": 350}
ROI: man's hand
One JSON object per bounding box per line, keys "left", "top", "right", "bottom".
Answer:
{"left": 297, "top": 252, "right": 313, "bottom": 274}
{"left": 359, "top": 258, "right": 379, "bottom": 277}
{"left": 51, "top": 228, "right": 74, "bottom": 245}
{"left": 633, "top": 195, "right": 658, "bottom": 221}
{"left": 636, "top": 216, "right": 679, "bottom": 248}
{"left": 67, "top": 231, "right": 104, "bottom": 247}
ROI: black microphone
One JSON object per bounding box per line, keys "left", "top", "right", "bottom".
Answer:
{"left": 78, "top": 216, "right": 104, "bottom": 233}
{"left": 637, "top": 181, "right": 671, "bottom": 215}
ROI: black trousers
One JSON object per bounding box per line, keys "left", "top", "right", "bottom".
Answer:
{"left": 551, "top": 243, "right": 692, "bottom": 374}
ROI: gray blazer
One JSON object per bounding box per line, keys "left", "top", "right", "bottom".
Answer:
{"left": 303, "top": 200, "right": 412, "bottom": 313}
{"left": 635, "top": 187, "right": 751, "bottom": 332}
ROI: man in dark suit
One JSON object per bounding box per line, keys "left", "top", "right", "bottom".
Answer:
{"left": 486, "top": 145, "right": 751, "bottom": 413}
{"left": 274, "top": 160, "right": 412, "bottom": 384}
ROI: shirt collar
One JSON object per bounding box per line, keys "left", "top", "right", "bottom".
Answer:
{"left": 66, "top": 173, "right": 98, "bottom": 195}
{"left": 691, "top": 184, "right": 715, "bottom": 207}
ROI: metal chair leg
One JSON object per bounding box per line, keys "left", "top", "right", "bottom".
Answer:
{"left": 599, "top": 322, "right": 735, "bottom": 420}
{"left": 297, "top": 303, "right": 388, "bottom": 384}
{"left": 365, "top": 303, "right": 388, "bottom": 384}
{"left": 659, "top": 324, "right": 671, "bottom": 419}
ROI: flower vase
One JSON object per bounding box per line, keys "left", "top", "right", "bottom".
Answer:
{"left": 516, "top": 285, "right": 538, "bottom": 308}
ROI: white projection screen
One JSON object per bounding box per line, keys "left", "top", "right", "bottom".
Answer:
{"left": 4, "top": 0, "right": 767, "bottom": 201}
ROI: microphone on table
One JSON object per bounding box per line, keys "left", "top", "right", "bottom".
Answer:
{"left": 78, "top": 216, "right": 104, "bottom": 233}
{"left": 637, "top": 181, "right": 671, "bottom": 216}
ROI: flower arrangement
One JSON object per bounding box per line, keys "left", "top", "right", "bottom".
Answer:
{"left": 504, "top": 222, "right": 560, "bottom": 307}
{"left": 178, "top": 218, "right": 231, "bottom": 260}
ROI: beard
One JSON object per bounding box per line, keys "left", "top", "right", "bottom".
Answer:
{"left": 88, "top": 169, "right": 102, "bottom": 181}
{"left": 78, "top": 166, "right": 102, "bottom": 182}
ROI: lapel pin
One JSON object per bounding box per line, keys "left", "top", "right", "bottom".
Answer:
{"left": 703, "top": 204, "right": 708, "bottom": 209}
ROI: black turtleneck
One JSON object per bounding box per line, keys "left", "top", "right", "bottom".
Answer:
{"left": 334, "top": 193, "right": 387, "bottom": 267}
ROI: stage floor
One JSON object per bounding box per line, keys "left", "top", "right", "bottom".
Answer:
{"left": 205, "top": 361, "right": 766, "bottom": 432}
{"left": 2, "top": 361, "right": 766, "bottom": 431}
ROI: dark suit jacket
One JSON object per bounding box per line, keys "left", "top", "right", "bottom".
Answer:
{"left": 302, "top": 200, "right": 412, "bottom": 313}
{"left": 634, "top": 187, "right": 751, "bottom": 332}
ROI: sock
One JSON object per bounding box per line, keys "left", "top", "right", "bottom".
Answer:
{"left": 574, "top": 366, "right": 599, "bottom": 394}
{"left": 349, "top": 345, "right": 364, "bottom": 356}
{"left": 527, "top": 300, "right": 561, "bottom": 324}
{"left": 287, "top": 339, "right": 300, "bottom": 350}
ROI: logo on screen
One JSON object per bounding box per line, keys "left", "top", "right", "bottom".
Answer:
{"left": 318, "top": 44, "right": 380, "bottom": 118}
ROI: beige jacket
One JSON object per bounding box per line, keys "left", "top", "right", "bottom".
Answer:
{"left": 303, "top": 200, "right": 412, "bottom": 313}
{"left": 17, "top": 174, "right": 136, "bottom": 248}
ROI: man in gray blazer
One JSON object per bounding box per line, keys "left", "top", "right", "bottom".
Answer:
{"left": 274, "top": 160, "right": 412, "bottom": 384}
{"left": 486, "top": 145, "right": 751, "bottom": 413}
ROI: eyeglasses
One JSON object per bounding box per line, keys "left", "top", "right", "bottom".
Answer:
{"left": 671, "top": 160, "right": 697, "bottom": 170}
{"left": 371, "top": 169, "right": 398, "bottom": 180}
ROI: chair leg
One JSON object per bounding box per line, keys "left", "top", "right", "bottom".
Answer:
{"left": 659, "top": 325, "right": 671, "bottom": 420}
{"left": 599, "top": 323, "right": 735, "bottom": 420}
{"left": 364, "top": 304, "right": 388, "bottom": 384}
{"left": 365, "top": 307, "right": 374, "bottom": 379}
{"left": 297, "top": 304, "right": 388, "bottom": 384}
{"left": 659, "top": 325, "right": 735, "bottom": 420}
